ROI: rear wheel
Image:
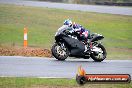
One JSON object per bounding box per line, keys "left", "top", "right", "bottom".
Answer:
{"left": 51, "top": 43, "right": 69, "bottom": 61}
{"left": 91, "top": 44, "right": 107, "bottom": 62}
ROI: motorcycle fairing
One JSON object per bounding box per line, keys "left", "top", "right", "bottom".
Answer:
{"left": 90, "top": 35, "right": 104, "bottom": 42}
{"left": 62, "top": 36, "right": 85, "bottom": 56}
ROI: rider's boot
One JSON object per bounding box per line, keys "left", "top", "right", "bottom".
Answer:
{"left": 84, "top": 41, "right": 92, "bottom": 54}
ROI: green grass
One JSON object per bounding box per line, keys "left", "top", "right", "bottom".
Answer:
{"left": 0, "top": 77, "right": 132, "bottom": 88}
{"left": 0, "top": 4, "right": 132, "bottom": 59}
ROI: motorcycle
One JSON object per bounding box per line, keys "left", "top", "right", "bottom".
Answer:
{"left": 51, "top": 25, "right": 107, "bottom": 62}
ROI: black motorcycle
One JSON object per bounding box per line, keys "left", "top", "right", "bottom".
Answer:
{"left": 51, "top": 25, "right": 107, "bottom": 62}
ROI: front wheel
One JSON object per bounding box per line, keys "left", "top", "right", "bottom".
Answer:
{"left": 51, "top": 43, "right": 69, "bottom": 61}
{"left": 91, "top": 44, "right": 107, "bottom": 62}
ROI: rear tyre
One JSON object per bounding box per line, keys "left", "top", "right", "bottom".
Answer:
{"left": 91, "top": 44, "right": 107, "bottom": 62}
{"left": 51, "top": 43, "right": 69, "bottom": 61}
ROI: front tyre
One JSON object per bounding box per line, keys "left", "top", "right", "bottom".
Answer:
{"left": 91, "top": 44, "right": 107, "bottom": 62}
{"left": 51, "top": 43, "right": 69, "bottom": 61}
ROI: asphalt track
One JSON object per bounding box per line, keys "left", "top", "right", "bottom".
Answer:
{"left": 0, "top": 56, "right": 132, "bottom": 78}
{"left": 0, "top": 0, "right": 132, "bottom": 15}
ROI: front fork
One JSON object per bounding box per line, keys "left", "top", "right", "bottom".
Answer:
{"left": 57, "top": 42, "right": 66, "bottom": 51}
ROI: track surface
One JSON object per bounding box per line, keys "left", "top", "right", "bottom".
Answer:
{"left": 0, "top": 56, "right": 132, "bottom": 78}
{"left": 0, "top": 0, "right": 132, "bottom": 15}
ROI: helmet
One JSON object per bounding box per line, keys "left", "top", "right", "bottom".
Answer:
{"left": 64, "top": 19, "right": 72, "bottom": 27}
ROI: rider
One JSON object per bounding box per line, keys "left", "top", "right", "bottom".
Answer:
{"left": 63, "top": 19, "right": 91, "bottom": 52}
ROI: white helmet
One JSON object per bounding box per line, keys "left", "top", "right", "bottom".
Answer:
{"left": 63, "top": 19, "right": 72, "bottom": 27}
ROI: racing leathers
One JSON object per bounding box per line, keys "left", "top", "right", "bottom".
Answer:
{"left": 69, "top": 24, "right": 91, "bottom": 53}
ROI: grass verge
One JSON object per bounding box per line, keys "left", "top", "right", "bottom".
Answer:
{"left": 0, "top": 77, "right": 132, "bottom": 88}
{"left": 0, "top": 4, "right": 132, "bottom": 59}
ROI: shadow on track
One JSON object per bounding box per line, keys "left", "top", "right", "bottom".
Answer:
{"left": 51, "top": 58, "right": 107, "bottom": 64}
